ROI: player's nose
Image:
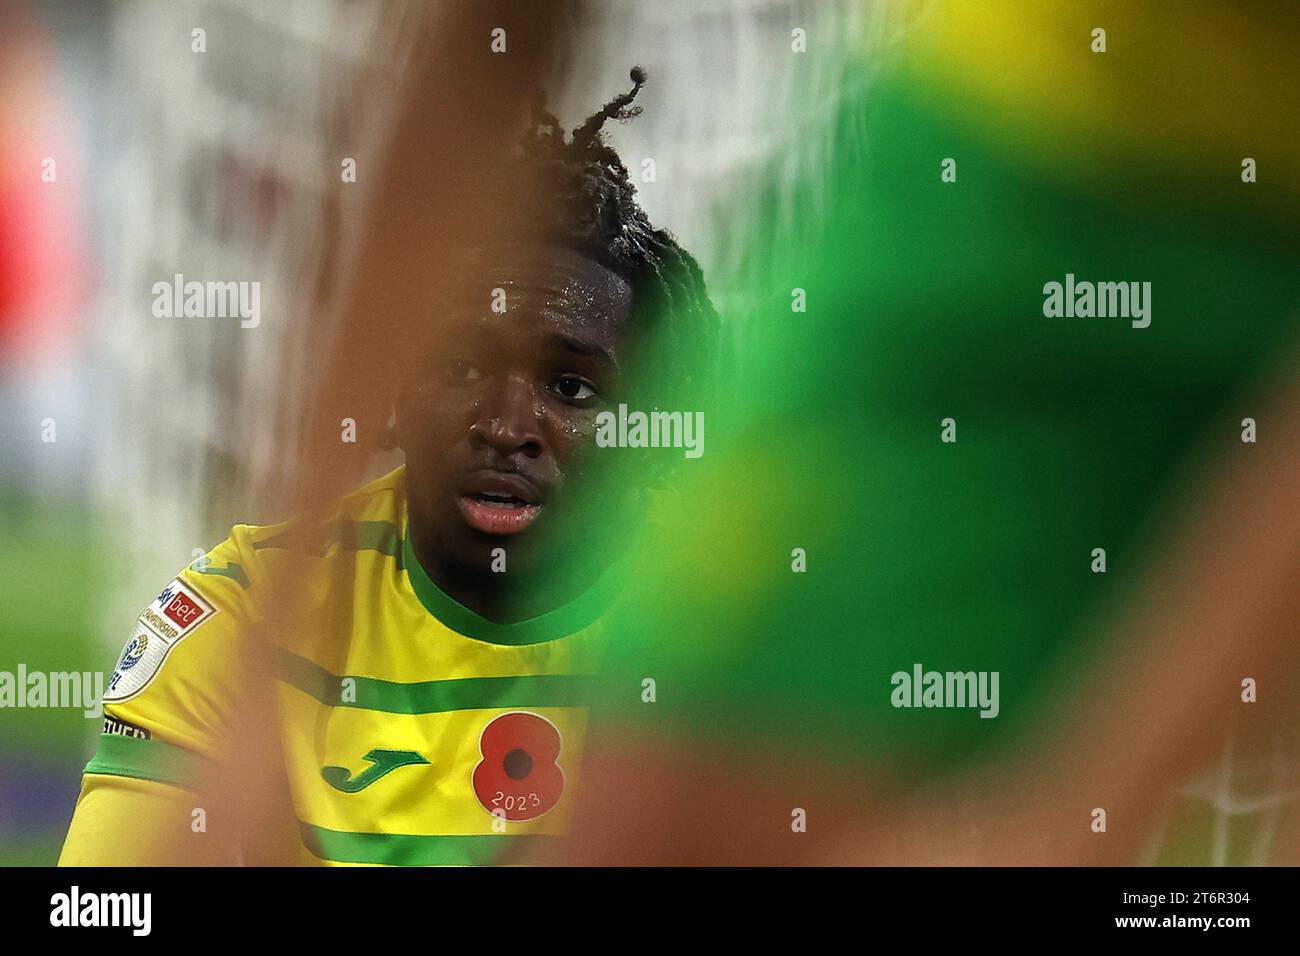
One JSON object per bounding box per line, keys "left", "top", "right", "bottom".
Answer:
{"left": 470, "top": 373, "right": 543, "bottom": 459}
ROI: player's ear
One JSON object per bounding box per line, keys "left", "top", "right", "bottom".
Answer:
{"left": 391, "top": 366, "right": 430, "bottom": 450}
{"left": 383, "top": 395, "right": 403, "bottom": 451}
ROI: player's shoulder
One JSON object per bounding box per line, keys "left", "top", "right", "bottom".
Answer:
{"left": 100, "top": 466, "right": 407, "bottom": 715}
{"left": 233, "top": 464, "right": 405, "bottom": 556}
{"left": 334, "top": 461, "right": 407, "bottom": 528}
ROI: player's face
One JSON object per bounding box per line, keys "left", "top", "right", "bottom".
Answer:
{"left": 400, "top": 243, "right": 636, "bottom": 578}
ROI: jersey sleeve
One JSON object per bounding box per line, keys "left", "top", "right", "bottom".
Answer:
{"left": 59, "top": 527, "right": 264, "bottom": 866}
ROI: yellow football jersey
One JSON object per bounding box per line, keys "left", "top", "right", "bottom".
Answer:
{"left": 59, "top": 466, "right": 613, "bottom": 866}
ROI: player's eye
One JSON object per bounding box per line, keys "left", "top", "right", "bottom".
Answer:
{"left": 549, "top": 375, "right": 597, "bottom": 404}
{"left": 443, "top": 357, "right": 484, "bottom": 384}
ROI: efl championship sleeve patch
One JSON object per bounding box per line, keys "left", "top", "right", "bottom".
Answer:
{"left": 104, "top": 578, "right": 217, "bottom": 703}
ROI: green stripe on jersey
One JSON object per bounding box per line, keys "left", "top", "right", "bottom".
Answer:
{"left": 271, "top": 648, "right": 596, "bottom": 715}
{"left": 84, "top": 733, "right": 205, "bottom": 789}
{"left": 253, "top": 519, "right": 402, "bottom": 560}
{"left": 189, "top": 559, "right": 252, "bottom": 589}
{"left": 250, "top": 517, "right": 619, "bottom": 645}
{"left": 300, "top": 822, "right": 558, "bottom": 866}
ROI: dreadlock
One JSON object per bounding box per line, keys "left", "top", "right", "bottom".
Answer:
{"left": 514, "top": 67, "right": 720, "bottom": 411}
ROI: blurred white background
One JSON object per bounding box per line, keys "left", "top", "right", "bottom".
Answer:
{"left": 2, "top": 0, "right": 902, "bottom": 654}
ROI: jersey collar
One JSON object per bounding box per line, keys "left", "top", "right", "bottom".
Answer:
{"left": 401, "top": 532, "right": 617, "bottom": 645}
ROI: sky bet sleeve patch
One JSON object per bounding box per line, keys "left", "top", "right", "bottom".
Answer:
{"left": 104, "top": 578, "right": 217, "bottom": 703}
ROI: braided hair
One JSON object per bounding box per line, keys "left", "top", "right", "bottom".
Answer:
{"left": 514, "top": 67, "right": 720, "bottom": 410}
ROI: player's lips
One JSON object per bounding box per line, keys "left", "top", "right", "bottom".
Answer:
{"left": 456, "top": 471, "right": 544, "bottom": 535}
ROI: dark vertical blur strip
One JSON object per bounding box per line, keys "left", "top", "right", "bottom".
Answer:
{"left": 298, "top": 0, "right": 563, "bottom": 512}
{"left": 211, "top": 1, "right": 565, "bottom": 862}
